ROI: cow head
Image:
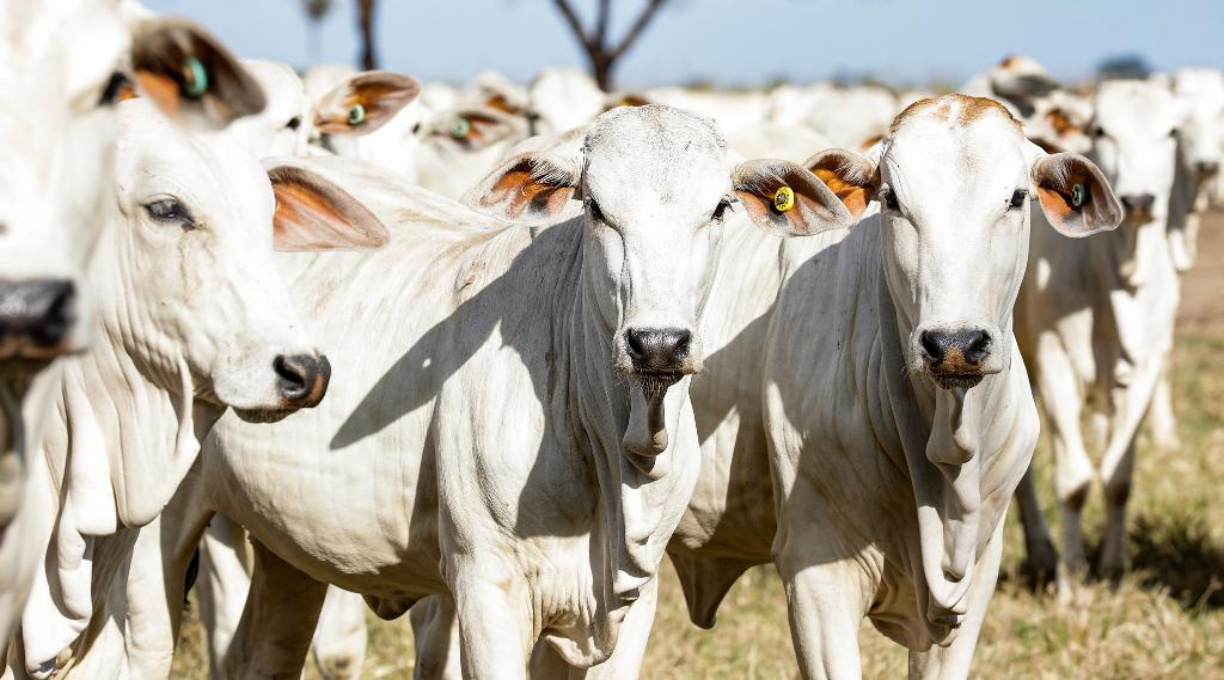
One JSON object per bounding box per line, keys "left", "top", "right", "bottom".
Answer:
{"left": 1089, "top": 80, "right": 1187, "bottom": 225}
{"left": 109, "top": 100, "right": 386, "bottom": 420}
{"left": 469, "top": 105, "right": 855, "bottom": 461}
{"left": 811, "top": 95, "right": 1120, "bottom": 391}
{"left": 1172, "top": 68, "right": 1224, "bottom": 183}
{"left": 226, "top": 59, "right": 314, "bottom": 158}
{"left": 0, "top": 2, "right": 259, "bottom": 367}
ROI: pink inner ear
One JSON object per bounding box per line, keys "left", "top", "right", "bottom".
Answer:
{"left": 270, "top": 171, "right": 387, "bottom": 252}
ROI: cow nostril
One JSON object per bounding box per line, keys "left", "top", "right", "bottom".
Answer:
{"left": 34, "top": 283, "right": 75, "bottom": 346}
{"left": 1120, "top": 194, "right": 1155, "bottom": 212}
{"left": 1197, "top": 161, "right": 1220, "bottom": 177}
{"left": 626, "top": 330, "right": 646, "bottom": 359}
{"left": 964, "top": 331, "right": 991, "bottom": 364}
{"left": 274, "top": 355, "right": 309, "bottom": 399}
{"left": 920, "top": 331, "right": 945, "bottom": 364}
{"left": 673, "top": 330, "right": 692, "bottom": 359}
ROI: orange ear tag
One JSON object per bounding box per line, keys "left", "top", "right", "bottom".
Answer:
{"left": 774, "top": 186, "right": 796, "bottom": 212}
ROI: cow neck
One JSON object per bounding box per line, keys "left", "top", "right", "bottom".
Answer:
{"left": 22, "top": 264, "right": 218, "bottom": 673}
{"left": 873, "top": 251, "right": 1029, "bottom": 644}
{"left": 564, "top": 236, "right": 701, "bottom": 614}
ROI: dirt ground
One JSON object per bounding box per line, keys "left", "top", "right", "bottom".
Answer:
{"left": 172, "top": 212, "right": 1224, "bottom": 679}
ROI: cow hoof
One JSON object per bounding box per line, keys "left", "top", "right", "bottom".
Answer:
{"left": 1022, "top": 537, "right": 1059, "bottom": 589}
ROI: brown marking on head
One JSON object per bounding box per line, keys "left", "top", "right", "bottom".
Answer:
{"left": 485, "top": 93, "right": 523, "bottom": 115}
{"left": 999, "top": 55, "right": 1020, "bottom": 69}
{"left": 890, "top": 94, "right": 1021, "bottom": 136}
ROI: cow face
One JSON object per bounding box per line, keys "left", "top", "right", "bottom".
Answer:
{"left": 1090, "top": 81, "right": 1187, "bottom": 224}
{"left": 1172, "top": 68, "right": 1224, "bottom": 183}
{"left": 852, "top": 95, "right": 1120, "bottom": 389}
{"left": 108, "top": 100, "right": 386, "bottom": 419}
{"left": 227, "top": 60, "right": 314, "bottom": 159}
{"left": 470, "top": 105, "right": 854, "bottom": 458}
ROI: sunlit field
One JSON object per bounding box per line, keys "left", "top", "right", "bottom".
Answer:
{"left": 172, "top": 214, "right": 1224, "bottom": 680}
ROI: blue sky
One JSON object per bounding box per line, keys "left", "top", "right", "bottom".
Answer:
{"left": 146, "top": 0, "right": 1224, "bottom": 88}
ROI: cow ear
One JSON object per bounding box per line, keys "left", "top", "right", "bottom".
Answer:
{"left": 732, "top": 155, "right": 865, "bottom": 237}
{"left": 265, "top": 163, "right": 389, "bottom": 252}
{"left": 129, "top": 17, "right": 266, "bottom": 130}
{"left": 1031, "top": 152, "right": 1123, "bottom": 237}
{"left": 437, "top": 109, "right": 521, "bottom": 151}
{"left": 802, "top": 148, "right": 879, "bottom": 221}
{"left": 465, "top": 153, "right": 580, "bottom": 225}
{"left": 314, "top": 71, "right": 421, "bottom": 136}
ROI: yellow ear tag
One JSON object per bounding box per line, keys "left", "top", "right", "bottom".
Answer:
{"left": 774, "top": 186, "right": 796, "bottom": 213}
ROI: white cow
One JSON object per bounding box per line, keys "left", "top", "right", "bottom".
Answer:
{"left": 1015, "top": 80, "right": 1186, "bottom": 598}
{"left": 152, "top": 105, "right": 857, "bottom": 678}
{"left": 528, "top": 67, "right": 608, "bottom": 135}
{"left": 666, "top": 94, "right": 1120, "bottom": 678}
{"left": 0, "top": 0, "right": 265, "bottom": 651}
{"left": 11, "top": 97, "right": 386, "bottom": 679}
{"left": 960, "top": 55, "right": 1061, "bottom": 118}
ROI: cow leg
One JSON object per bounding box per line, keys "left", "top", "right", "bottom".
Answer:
{"left": 224, "top": 540, "right": 327, "bottom": 678}
{"left": 1099, "top": 358, "right": 1163, "bottom": 584}
{"left": 311, "top": 587, "right": 369, "bottom": 680}
{"left": 197, "top": 514, "right": 253, "bottom": 680}
{"left": 907, "top": 523, "right": 1004, "bottom": 680}
{"left": 1033, "top": 348, "right": 1093, "bottom": 603}
{"left": 409, "top": 594, "right": 462, "bottom": 680}
{"left": 1146, "top": 360, "right": 1180, "bottom": 452}
{"left": 449, "top": 567, "right": 532, "bottom": 680}
{"left": 1013, "top": 462, "right": 1057, "bottom": 584}
{"left": 776, "top": 534, "right": 866, "bottom": 680}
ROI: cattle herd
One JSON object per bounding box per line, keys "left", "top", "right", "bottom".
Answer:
{"left": 2, "top": 1, "right": 1222, "bottom": 678}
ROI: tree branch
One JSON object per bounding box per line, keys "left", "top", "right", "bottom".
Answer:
{"left": 610, "top": 0, "right": 667, "bottom": 61}
{"left": 552, "top": 0, "right": 593, "bottom": 49}
{"left": 593, "top": 0, "right": 612, "bottom": 49}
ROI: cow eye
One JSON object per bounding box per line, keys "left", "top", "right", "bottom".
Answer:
{"left": 880, "top": 186, "right": 900, "bottom": 211}
{"left": 712, "top": 197, "right": 733, "bottom": 222}
{"left": 144, "top": 199, "right": 196, "bottom": 230}
{"left": 1091, "top": 126, "right": 1106, "bottom": 138}
{"left": 412, "top": 122, "right": 422, "bottom": 134}
{"left": 286, "top": 116, "right": 302, "bottom": 131}
{"left": 99, "top": 72, "right": 131, "bottom": 107}
{"left": 1168, "top": 127, "right": 1179, "bottom": 138}
{"left": 1009, "top": 189, "right": 1028, "bottom": 210}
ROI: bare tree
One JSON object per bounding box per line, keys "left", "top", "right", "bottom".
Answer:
{"left": 357, "top": 0, "right": 378, "bottom": 70}
{"left": 553, "top": 0, "right": 669, "bottom": 91}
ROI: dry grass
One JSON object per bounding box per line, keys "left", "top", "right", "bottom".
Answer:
{"left": 171, "top": 215, "right": 1224, "bottom": 679}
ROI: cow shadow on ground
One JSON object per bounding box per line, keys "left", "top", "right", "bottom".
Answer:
{"left": 1006, "top": 511, "right": 1224, "bottom": 610}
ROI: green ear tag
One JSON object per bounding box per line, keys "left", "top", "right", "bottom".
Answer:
{"left": 1070, "top": 183, "right": 1087, "bottom": 208}
{"left": 181, "top": 56, "right": 208, "bottom": 99}
{"left": 450, "top": 117, "right": 472, "bottom": 138}
{"left": 348, "top": 103, "right": 366, "bottom": 126}
{"left": 774, "top": 186, "right": 796, "bottom": 212}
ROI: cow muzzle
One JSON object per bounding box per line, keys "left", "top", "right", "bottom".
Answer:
{"left": 1119, "top": 193, "right": 1156, "bottom": 224}
{"left": 274, "top": 353, "right": 331, "bottom": 410}
{"left": 917, "top": 327, "right": 997, "bottom": 390}
{"left": 0, "top": 280, "right": 76, "bottom": 363}
{"left": 622, "top": 327, "right": 699, "bottom": 380}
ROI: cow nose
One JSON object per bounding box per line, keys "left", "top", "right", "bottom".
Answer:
{"left": 0, "top": 280, "right": 76, "bottom": 360}
{"left": 626, "top": 328, "right": 692, "bottom": 373}
{"left": 920, "top": 329, "right": 992, "bottom": 369}
{"left": 1196, "top": 160, "right": 1220, "bottom": 178}
{"left": 1119, "top": 193, "right": 1155, "bottom": 216}
{"left": 273, "top": 353, "right": 331, "bottom": 408}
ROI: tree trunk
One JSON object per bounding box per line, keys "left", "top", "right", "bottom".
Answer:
{"left": 357, "top": 0, "right": 377, "bottom": 70}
